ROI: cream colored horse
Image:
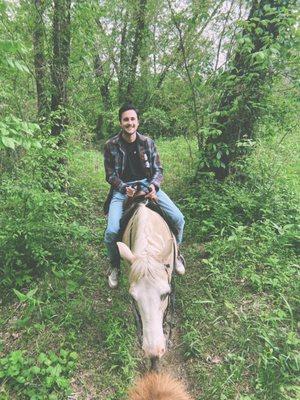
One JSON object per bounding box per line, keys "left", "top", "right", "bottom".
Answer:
{"left": 128, "top": 372, "right": 193, "bottom": 400}
{"left": 117, "top": 201, "right": 176, "bottom": 359}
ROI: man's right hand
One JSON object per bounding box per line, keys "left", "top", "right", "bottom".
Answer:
{"left": 126, "top": 186, "right": 136, "bottom": 197}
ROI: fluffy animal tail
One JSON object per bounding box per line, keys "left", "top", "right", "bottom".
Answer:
{"left": 128, "top": 372, "right": 193, "bottom": 400}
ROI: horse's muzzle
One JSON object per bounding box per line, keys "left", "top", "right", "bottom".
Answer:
{"left": 143, "top": 341, "right": 166, "bottom": 359}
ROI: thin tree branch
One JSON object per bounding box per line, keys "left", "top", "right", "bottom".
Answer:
{"left": 215, "top": 0, "right": 235, "bottom": 71}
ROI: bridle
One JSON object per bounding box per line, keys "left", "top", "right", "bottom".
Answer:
{"left": 124, "top": 182, "right": 177, "bottom": 371}
{"left": 130, "top": 240, "right": 177, "bottom": 372}
{"left": 131, "top": 262, "right": 176, "bottom": 349}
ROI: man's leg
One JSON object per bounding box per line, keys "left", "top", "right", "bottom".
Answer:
{"left": 156, "top": 189, "right": 186, "bottom": 274}
{"left": 104, "top": 191, "right": 126, "bottom": 287}
{"left": 156, "top": 189, "right": 185, "bottom": 244}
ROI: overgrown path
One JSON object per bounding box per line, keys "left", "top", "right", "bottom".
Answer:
{"left": 66, "top": 140, "right": 199, "bottom": 398}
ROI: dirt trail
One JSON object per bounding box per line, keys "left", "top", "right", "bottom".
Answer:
{"left": 162, "top": 318, "right": 199, "bottom": 397}
{"left": 134, "top": 312, "right": 199, "bottom": 398}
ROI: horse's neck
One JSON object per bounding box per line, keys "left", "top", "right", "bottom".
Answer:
{"left": 122, "top": 204, "right": 175, "bottom": 274}
{"left": 130, "top": 206, "right": 152, "bottom": 255}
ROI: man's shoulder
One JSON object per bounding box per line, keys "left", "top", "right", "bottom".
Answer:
{"left": 105, "top": 133, "right": 120, "bottom": 147}
{"left": 137, "top": 132, "right": 154, "bottom": 145}
{"left": 104, "top": 132, "right": 155, "bottom": 147}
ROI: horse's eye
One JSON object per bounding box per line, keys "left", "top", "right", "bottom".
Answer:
{"left": 160, "top": 293, "right": 169, "bottom": 301}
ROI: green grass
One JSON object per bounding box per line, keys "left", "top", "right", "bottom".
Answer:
{"left": 0, "top": 128, "right": 299, "bottom": 399}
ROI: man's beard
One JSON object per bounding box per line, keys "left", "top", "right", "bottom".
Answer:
{"left": 123, "top": 128, "right": 136, "bottom": 135}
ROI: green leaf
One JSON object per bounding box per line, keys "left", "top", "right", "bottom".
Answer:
{"left": 1, "top": 136, "right": 16, "bottom": 149}
{"left": 69, "top": 352, "right": 78, "bottom": 360}
{"left": 13, "top": 289, "right": 27, "bottom": 302}
{"left": 30, "top": 366, "right": 41, "bottom": 374}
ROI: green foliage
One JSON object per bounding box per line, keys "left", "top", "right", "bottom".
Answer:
{"left": 176, "top": 123, "right": 299, "bottom": 398}
{"left": 102, "top": 315, "right": 137, "bottom": 382}
{"left": 179, "top": 226, "right": 299, "bottom": 398}
{"left": 0, "top": 178, "right": 91, "bottom": 290}
{"left": 201, "top": 0, "right": 298, "bottom": 176}
{"left": 0, "top": 349, "right": 77, "bottom": 399}
{"left": 0, "top": 116, "right": 41, "bottom": 151}
{"left": 183, "top": 131, "right": 299, "bottom": 243}
{"left": 0, "top": 137, "right": 97, "bottom": 291}
{"left": 142, "top": 107, "right": 171, "bottom": 137}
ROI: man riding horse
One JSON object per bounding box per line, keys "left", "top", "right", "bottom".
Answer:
{"left": 103, "top": 104, "right": 186, "bottom": 288}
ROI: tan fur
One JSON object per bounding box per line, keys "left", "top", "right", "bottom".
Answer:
{"left": 129, "top": 257, "right": 169, "bottom": 287}
{"left": 128, "top": 373, "right": 193, "bottom": 400}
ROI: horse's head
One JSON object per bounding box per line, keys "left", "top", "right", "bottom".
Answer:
{"left": 117, "top": 241, "right": 173, "bottom": 359}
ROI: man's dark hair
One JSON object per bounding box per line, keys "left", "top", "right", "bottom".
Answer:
{"left": 118, "top": 104, "right": 139, "bottom": 122}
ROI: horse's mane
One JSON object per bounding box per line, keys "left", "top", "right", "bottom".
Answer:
{"left": 118, "top": 198, "right": 146, "bottom": 241}
{"left": 118, "top": 198, "right": 178, "bottom": 242}
{"left": 129, "top": 256, "right": 170, "bottom": 287}
{"left": 128, "top": 372, "right": 193, "bottom": 400}
{"left": 119, "top": 197, "right": 174, "bottom": 288}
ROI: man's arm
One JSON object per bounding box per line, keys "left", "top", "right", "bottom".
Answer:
{"left": 104, "top": 142, "right": 127, "bottom": 193}
{"left": 149, "top": 139, "right": 163, "bottom": 190}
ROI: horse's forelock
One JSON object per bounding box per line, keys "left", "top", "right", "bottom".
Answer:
{"left": 129, "top": 257, "right": 169, "bottom": 289}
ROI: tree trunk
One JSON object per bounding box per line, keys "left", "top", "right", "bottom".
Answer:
{"left": 94, "top": 54, "right": 111, "bottom": 140}
{"left": 118, "top": 12, "right": 129, "bottom": 104}
{"left": 33, "top": 0, "right": 49, "bottom": 119}
{"left": 205, "top": 0, "right": 294, "bottom": 180}
{"left": 125, "top": 0, "right": 147, "bottom": 103}
{"left": 51, "top": 0, "right": 71, "bottom": 139}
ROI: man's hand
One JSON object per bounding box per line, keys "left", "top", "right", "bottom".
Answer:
{"left": 145, "top": 184, "right": 158, "bottom": 201}
{"left": 126, "top": 186, "right": 136, "bottom": 197}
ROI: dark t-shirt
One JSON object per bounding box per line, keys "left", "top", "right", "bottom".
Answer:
{"left": 121, "top": 137, "right": 147, "bottom": 182}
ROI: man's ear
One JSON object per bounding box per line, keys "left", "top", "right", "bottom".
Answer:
{"left": 117, "top": 242, "right": 136, "bottom": 264}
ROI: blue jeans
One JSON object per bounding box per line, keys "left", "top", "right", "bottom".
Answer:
{"left": 104, "top": 179, "right": 185, "bottom": 268}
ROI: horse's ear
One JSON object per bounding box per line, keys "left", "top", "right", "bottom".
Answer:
{"left": 117, "top": 242, "right": 136, "bottom": 264}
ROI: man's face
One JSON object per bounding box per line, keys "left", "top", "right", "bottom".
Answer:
{"left": 120, "top": 109, "right": 139, "bottom": 137}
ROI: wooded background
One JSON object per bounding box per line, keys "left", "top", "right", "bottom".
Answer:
{"left": 0, "top": 1, "right": 299, "bottom": 399}
{"left": 1, "top": 0, "right": 297, "bottom": 176}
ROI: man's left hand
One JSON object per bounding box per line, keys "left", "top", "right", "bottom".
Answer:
{"left": 145, "top": 184, "right": 158, "bottom": 201}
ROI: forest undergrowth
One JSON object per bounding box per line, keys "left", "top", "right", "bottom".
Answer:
{"left": 0, "top": 127, "right": 299, "bottom": 400}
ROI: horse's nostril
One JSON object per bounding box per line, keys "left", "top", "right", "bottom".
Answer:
{"left": 143, "top": 345, "right": 166, "bottom": 358}
{"left": 159, "top": 347, "right": 166, "bottom": 357}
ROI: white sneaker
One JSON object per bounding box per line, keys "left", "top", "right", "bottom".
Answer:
{"left": 108, "top": 268, "right": 119, "bottom": 288}
{"left": 175, "top": 253, "right": 186, "bottom": 275}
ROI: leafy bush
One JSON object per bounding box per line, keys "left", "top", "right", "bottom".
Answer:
{"left": 177, "top": 126, "right": 299, "bottom": 399}
{"left": 141, "top": 107, "right": 171, "bottom": 138}
{"left": 0, "top": 178, "right": 91, "bottom": 290}
{"left": 180, "top": 135, "right": 299, "bottom": 243}
{"left": 0, "top": 349, "right": 77, "bottom": 399}
{"left": 0, "top": 138, "right": 95, "bottom": 292}
{"left": 0, "top": 116, "right": 41, "bottom": 151}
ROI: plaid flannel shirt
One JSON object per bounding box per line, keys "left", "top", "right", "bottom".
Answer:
{"left": 104, "top": 131, "right": 163, "bottom": 193}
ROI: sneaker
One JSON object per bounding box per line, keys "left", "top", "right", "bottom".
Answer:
{"left": 175, "top": 253, "right": 186, "bottom": 275}
{"left": 108, "top": 268, "right": 119, "bottom": 289}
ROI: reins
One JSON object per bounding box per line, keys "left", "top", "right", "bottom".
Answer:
{"left": 128, "top": 219, "right": 177, "bottom": 365}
